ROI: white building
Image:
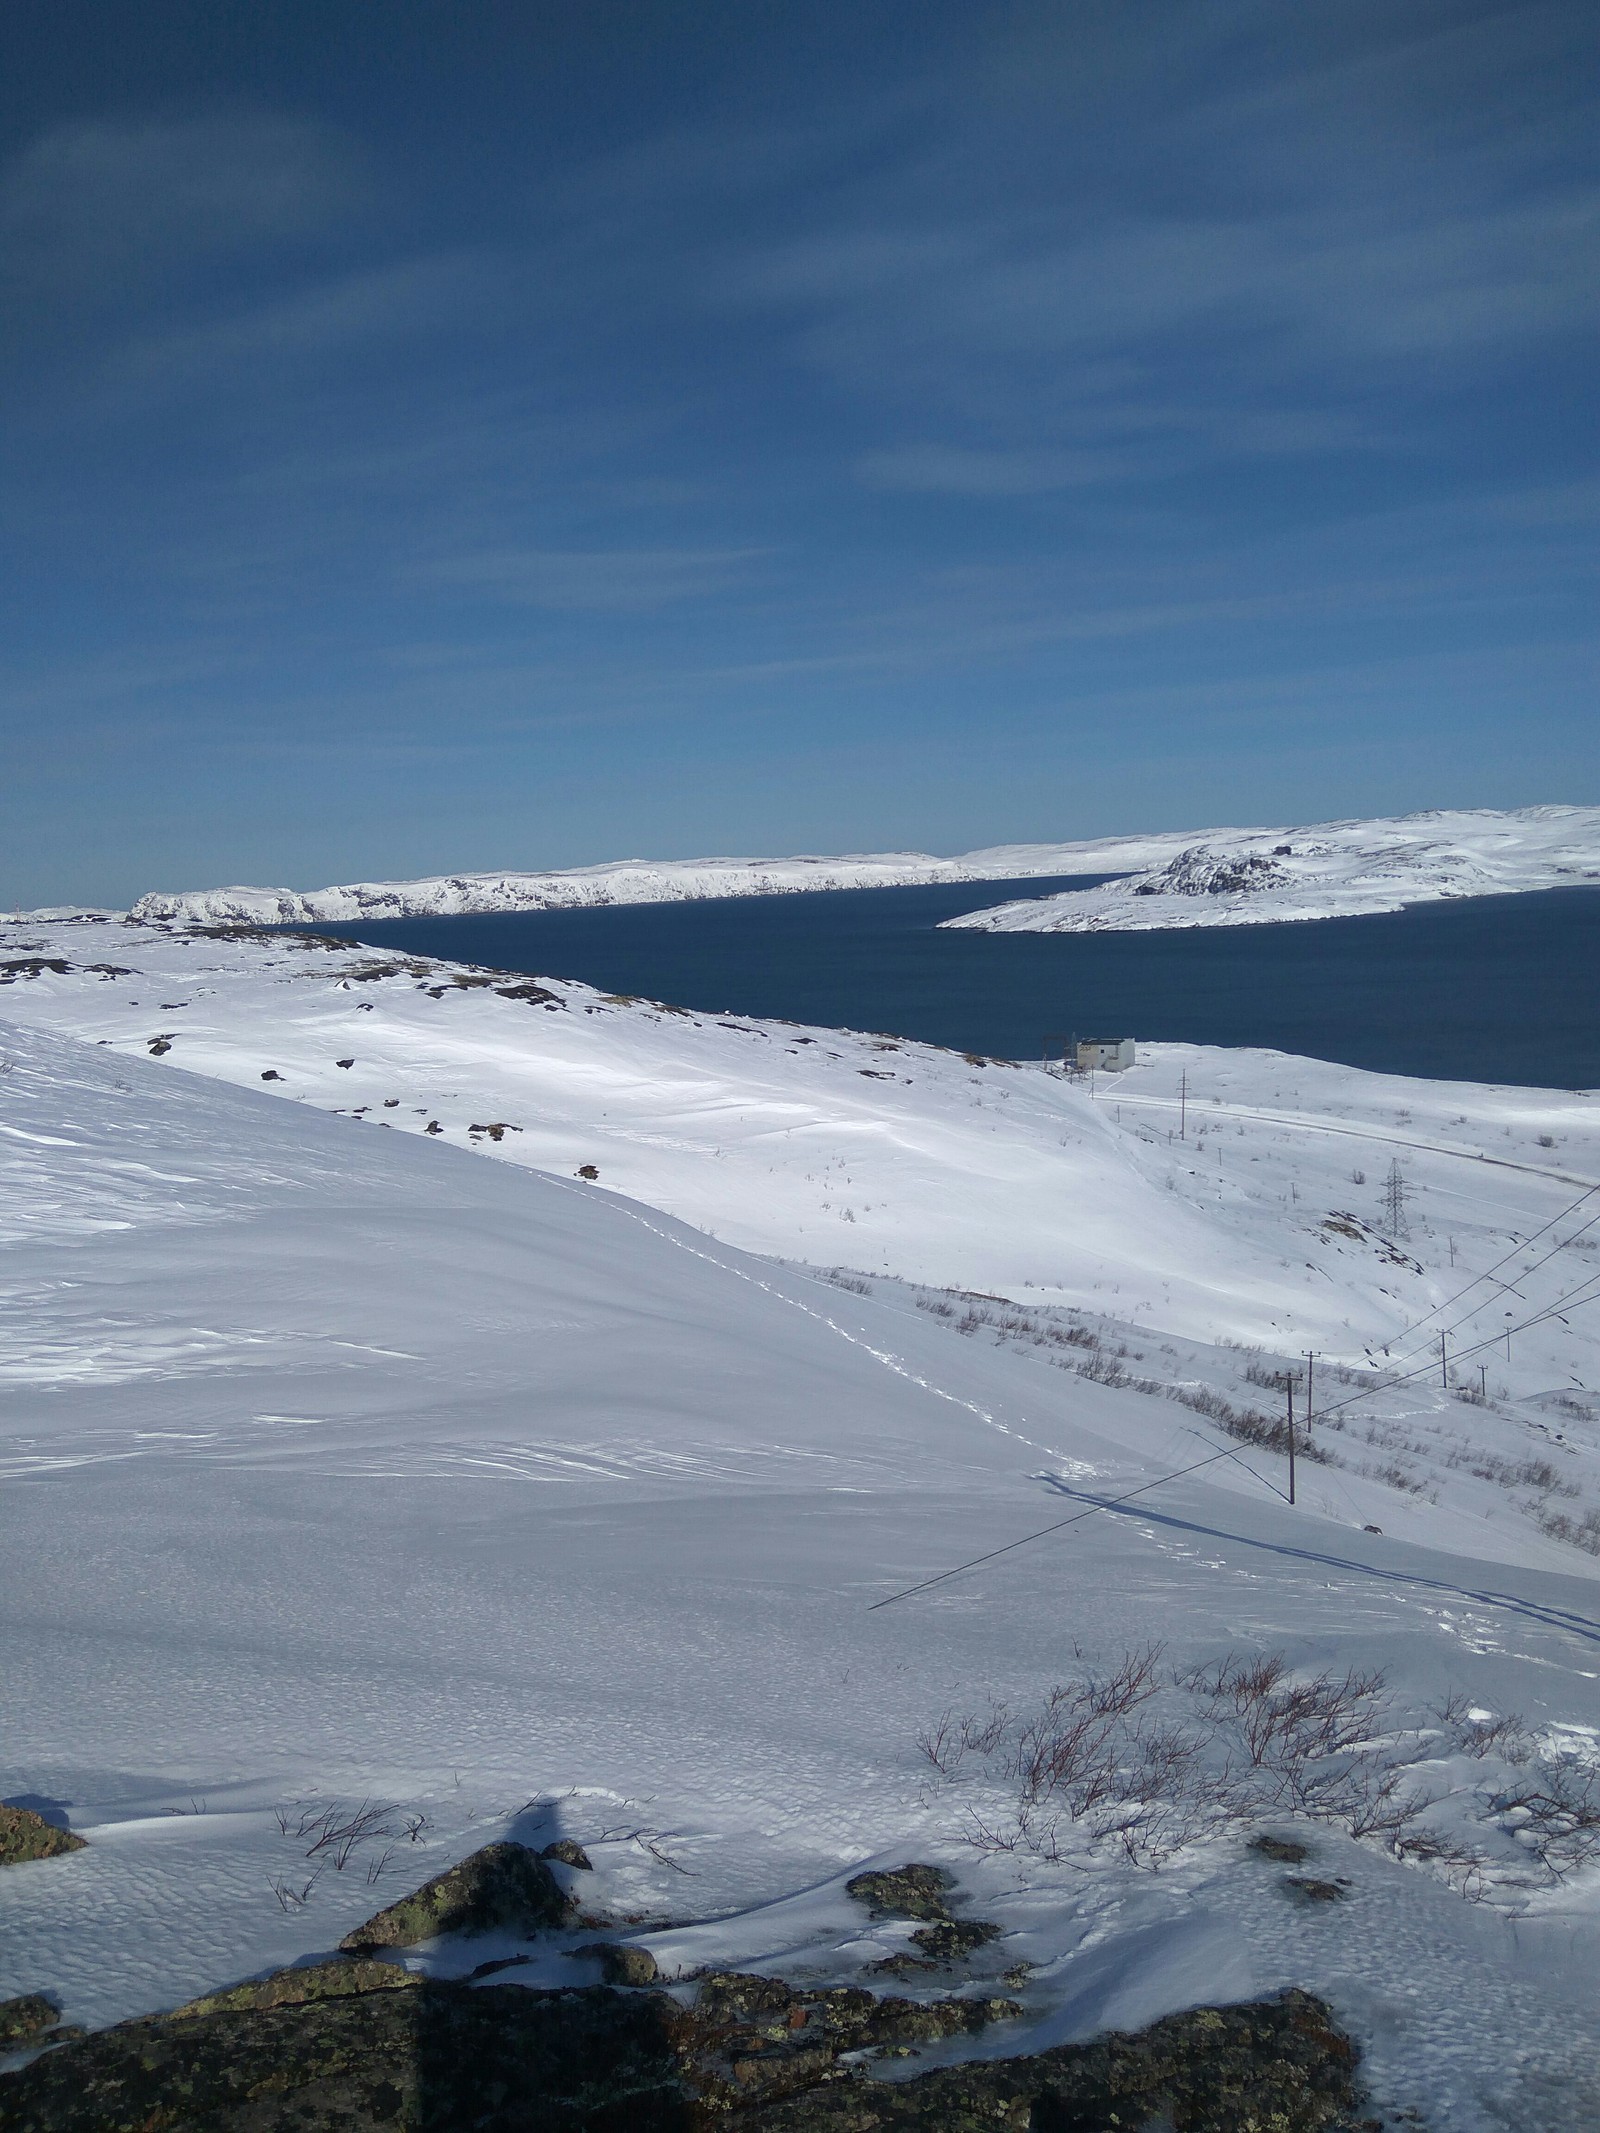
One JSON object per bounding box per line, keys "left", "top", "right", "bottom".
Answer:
{"left": 1076, "top": 1037, "right": 1136, "bottom": 1072}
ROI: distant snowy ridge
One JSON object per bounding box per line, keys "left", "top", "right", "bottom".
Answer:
{"left": 943, "top": 806, "right": 1600, "bottom": 935}
{"left": 126, "top": 834, "right": 1202, "bottom": 925}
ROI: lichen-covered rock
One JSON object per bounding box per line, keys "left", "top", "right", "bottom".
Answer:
{"left": 0, "top": 1981, "right": 686, "bottom": 2132}
{"left": 868, "top": 1918, "right": 1002, "bottom": 1977}
{"left": 842, "top": 1865, "right": 953, "bottom": 1923}
{"left": 1285, "top": 1877, "right": 1350, "bottom": 1904}
{"left": 540, "top": 1840, "right": 594, "bottom": 1870}
{"left": 0, "top": 1976, "right": 1368, "bottom": 2132}
{"left": 339, "top": 1841, "right": 574, "bottom": 1949}
{"left": 748, "top": 1989, "right": 1368, "bottom": 2132}
{"left": 164, "top": 1960, "right": 420, "bottom": 2020}
{"left": 1251, "top": 1833, "right": 1311, "bottom": 1864}
{"left": 574, "top": 1944, "right": 659, "bottom": 1987}
{"left": 0, "top": 2000, "right": 63, "bottom": 2049}
{"left": 0, "top": 1810, "right": 84, "bottom": 1868}
{"left": 0, "top": 1972, "right": 1368, "bottom": 2133}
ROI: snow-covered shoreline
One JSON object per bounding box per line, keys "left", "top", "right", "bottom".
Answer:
{"left": 943, "top": 805, "right": 1600, "bottom": 935}
{"left": 124, "top": 839, "right": 1163, "bottom": 926}
{"left": 108, "top": 804, "right": 1600, "bottom": 932}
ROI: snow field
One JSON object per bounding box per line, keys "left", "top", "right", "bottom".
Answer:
{"left": 3, "top": 930, "right": 1600, "bottom": 2126}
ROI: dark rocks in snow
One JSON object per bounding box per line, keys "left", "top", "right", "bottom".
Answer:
{"left": 577, "top": 1164, "right": 599, "bottom": 1180}
{"left": 0, "top": 1997, "right": 75, "bottom": 2049}
{"left": 844, "top": 1863, "right": 955, "bottom": 1922}
{"left": 166, "top": 1959, "right": 420, "bottom": 2020}
{"left": 340, "top": 1841, "right": 575, "bottom": 1950}
{"left": 540, "top": 1840, "right": 593, "bottom": 1870}
{"left": 0, "top": 1807, "right": 84, "bottom": 1867}
{"left": 869, "top": 1919, "right": 1003, "bottom": 1977}
{"left": 1284, "top": 1877, "right": 1351, "bottom": 1905}
{"left": 260, "top": 1069, "right": 283, "bottom": 1081}
{"left": 146, "top": 1036, "right": 173, "bottom": 1055}
{"left": 1250, "top": 1834, "right": 1311, "bottom": 1864}
{"left": 573, "top": 1942, "right": 660, "bottom": 1986}
{"left": 336, "top": 1058, "right": 355, "bottom": 1069}
{"left": 0, "top": 1969, "right": 1368, "bottom": 2132}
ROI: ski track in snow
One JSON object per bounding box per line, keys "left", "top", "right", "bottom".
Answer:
{"left": 2, "top": 917, "right": 1600, "bottom": 2124}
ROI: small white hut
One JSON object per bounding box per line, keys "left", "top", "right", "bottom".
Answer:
{"left": 1076, "top": 1037, "right": 1136, "bottom": 1072}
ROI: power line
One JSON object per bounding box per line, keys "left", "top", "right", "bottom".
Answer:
{"left": 1385, "top": 1179, "right": 1600, "bottom": 1364}
{"left": 866, "top": 1444, "right": 1253, "bottom": 1611}
{"left": 1388, "top": 1205, "right": 1600, "bottom": 1367}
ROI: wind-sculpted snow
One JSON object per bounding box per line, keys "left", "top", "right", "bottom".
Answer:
{"left": 944, "top": 806, "right": 1600, "bottom": 934}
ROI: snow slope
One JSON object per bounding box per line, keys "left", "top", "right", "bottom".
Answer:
{"left": 5, "top": 913, "right": 1600, "bottom": 1575}
{"left": 945, "top": 806, "right": 1600, "bottom": 934}
{"left": 3, "top": 1020, "right": 1600, "bottom": 2128}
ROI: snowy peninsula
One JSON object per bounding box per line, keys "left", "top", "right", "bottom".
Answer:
{"left": 121, "top": 805, "right": 1599, "bottom": 932}
{"left": 944, "top": 805, "right": 1600, "bottom": 935}
{"left": 125, "top": 836, "right": 1170, "bottom": 926}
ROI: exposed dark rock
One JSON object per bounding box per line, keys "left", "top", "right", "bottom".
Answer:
{"left": 0, "top": 960, "right": 71, "bottom": 982}
{"left": 1285, "top": 1878, "right": 1350, "bottom": 1904}
{"left": 577, "top": 1164, "right": 599, "bottom": 1180}
{"left": 0, "top": 1971, "right": 1368, "bottom": 2132}
{"left": 1251, "top": 1834, "right": 1311, "bottom": 1864}
{"left": 540, "top": 1840, "right": 593, "bottom": 1870}
{"left": 164, "top": 1960, "right": 419, "bottom": 2020}
{"left": 259, "top": 1069, "right": 283, "bottom": 1081}
{"left": 494, "top": 981, "right": 562, "bottom": 1006}
{"left": 870, "top": 1919, "right": 1003, "bottom": 1975}
{"left": 340, "top": 1841, "right": 575, "bottom": 1950}
{"left": 147, "top": 1037, "right": 173, "bottom": 1056}
{"left": 574, "top": 1944, "right": 659, "bottom": 1986}
{"left": 0, "top": 2000, "right": 64, "bottom": 2049}
{"left": 336, "top": 1058, "right": 355, "bottom": 1069}
{"left": 0, "top": 1809, "right": 85, "bottom": 1867}
{"left": 844, "top": 1865, "right": 954, "bottom": 1923}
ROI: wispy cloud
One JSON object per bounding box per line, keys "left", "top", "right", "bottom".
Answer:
{"left": 0, "top": 113, "right": 371, "bottom": 294}
{"left": 416, "top": 546, "right": 773, "bottom": 612}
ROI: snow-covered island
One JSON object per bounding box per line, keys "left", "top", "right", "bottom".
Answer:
{"left": 943, "top": 805, "right": 1600, "bottom": 934}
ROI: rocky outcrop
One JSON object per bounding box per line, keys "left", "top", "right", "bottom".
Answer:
{"left": 339, "top": 1842, "right": 575, "bottom": 1949}
{"left": 0, "top": 1810, "right": 84, "bottom": 1868}
{"left": 0, "top": 1965, "right": 1368, "bottom": 2132}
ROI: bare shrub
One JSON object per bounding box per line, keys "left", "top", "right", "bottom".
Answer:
{"left": 1530, "top": 1502, "right": 1600, "bottom": 1555}
{"left": 1492, "top": 1760, "right": 1600, "bottom": 1878}
{"left": 930, "top": 1647, "right": 1430, "bottom": 1871}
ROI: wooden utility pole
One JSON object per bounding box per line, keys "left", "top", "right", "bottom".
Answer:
{"left": 1304, "top": 1352, "right": 1314, "bottom": 1437}
{"left": 1285, "top": 1375, "right": 1296, "bottom": 1506}
{"left": 1440, "top": 1333, "right": 1448, "bottom": 1390}
{"left": 1179, "top": 1068, "right": 1188, "bottom": 1141}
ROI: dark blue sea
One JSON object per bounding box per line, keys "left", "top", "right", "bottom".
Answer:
{"left": 300, "top": 875, "right": 1600, "bottom": 1089}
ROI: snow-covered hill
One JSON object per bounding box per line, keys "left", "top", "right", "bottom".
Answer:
{"left": 115, "top": 805, "right": 1599, "bottom": 929}
{"left": 4, "top": 1004, "right": 1600, "bottom": 2127}
{"left": 125, "top": 837, "right": 1168, "bottom": 926}
{"left": 944, "top": 806, "right": 1600, "bottom": 934}
{"left": 4, "top": 911, "right": 1598, "bottom": 1572}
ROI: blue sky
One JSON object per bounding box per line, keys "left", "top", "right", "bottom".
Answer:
{"left": 2, "top": 0, "right": 1595, "bottom": 907}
